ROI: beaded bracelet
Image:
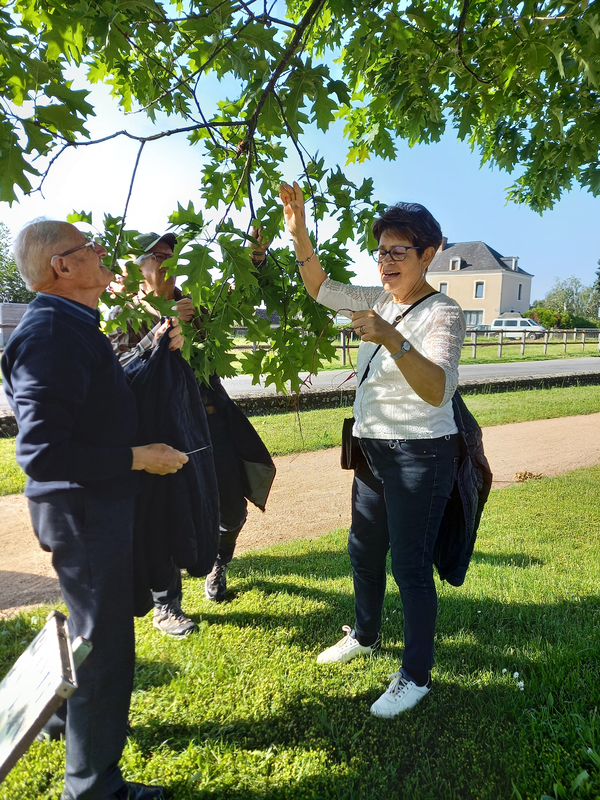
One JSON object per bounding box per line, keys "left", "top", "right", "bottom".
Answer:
{"left": 295, "top": 251, "right": 316, "bottom": 267}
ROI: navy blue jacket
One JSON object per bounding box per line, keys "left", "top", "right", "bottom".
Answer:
{"left": 1, "top": 294, "right": 137, "bottom": 498}
{"left": 124, "top": 333, "right": 220, "bottom": 614}
{"left": 434, "top": 392, "right": 493, "bottom": 587}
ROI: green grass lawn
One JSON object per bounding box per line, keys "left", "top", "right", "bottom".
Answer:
{"left": 2, "top": 466, "right": 600, "bottom": 799}
{"left": 248, "top": 382, "right": 600, "bottom": 456}
{"left": 0, "top": 436, "right": 26, "bottom": 495}
{"left": 2, "top": 383, "right": 600, "bottom": 492}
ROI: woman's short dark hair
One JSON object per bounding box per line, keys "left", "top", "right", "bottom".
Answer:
{"left": 372, "top": 202, "right": 443, "bottom": 254}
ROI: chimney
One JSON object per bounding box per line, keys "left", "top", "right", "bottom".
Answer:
{"left": 437, "top": 236, "right": 448, "bottom": 252}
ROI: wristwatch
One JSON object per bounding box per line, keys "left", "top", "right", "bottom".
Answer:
{"left": 390, "top": 340, "right": 411, "bottom": 360}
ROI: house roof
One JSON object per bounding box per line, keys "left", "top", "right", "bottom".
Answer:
{"left": 429, "top": 241, "right": 533, "bottom": 277}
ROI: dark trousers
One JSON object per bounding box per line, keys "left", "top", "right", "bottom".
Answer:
{"left": 151, "top": 409, "right": 248, "bottom": 607}
{"left": 208, "top": 410, "right": 247, "bottom": 565}
{"left": 349, "top": 435, "right": 459, "bottom": 678}
{"left": 29, "top": 491, "right": 135, "bottom": 800}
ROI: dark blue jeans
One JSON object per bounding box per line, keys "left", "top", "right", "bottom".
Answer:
{"left": 349, "top": 435, "right": 459, "bottom": 678}
{"left": 29, "top": 491, "right": 135, "bottom": 800}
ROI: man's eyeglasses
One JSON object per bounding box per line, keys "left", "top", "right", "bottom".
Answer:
{"left": 141, "top": 252, "right": 172, "bottom": 265}
{"left": 370, "top": 246, "right": 420, "bottom": 263}
{"left": 52, "top": 239, "right": 98, "bottom": 260}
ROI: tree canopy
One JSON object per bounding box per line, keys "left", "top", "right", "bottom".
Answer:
{"left": 1, "top": 0, "right": 599, "bottom": 388}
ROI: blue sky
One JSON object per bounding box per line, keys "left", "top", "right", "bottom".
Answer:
{"left": 1, "top": 76, "right": 598, "bottom": 301}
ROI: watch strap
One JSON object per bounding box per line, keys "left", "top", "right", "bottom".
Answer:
{"left": 390, "top": 341, "right": 411, "bottom": 360}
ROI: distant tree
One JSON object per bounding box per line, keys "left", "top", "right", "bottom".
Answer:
{"left": 593, "top": 259, "right": 600, "bottom": 295}
{"left": 525, "top": 308, "right": 560, "bottom": 328}
{"left": 0, "top": 223, "right": 36, "bottom": 303}
{"left": 541, "top": 277, "right": 594, "bottom": 317}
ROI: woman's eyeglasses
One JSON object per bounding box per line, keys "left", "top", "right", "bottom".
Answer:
{"left": 370, "top": 246, "right": 419, "bottom": 263}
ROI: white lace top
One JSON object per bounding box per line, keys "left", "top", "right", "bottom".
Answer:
{"left": 317, "top": 278, "right": 466, "bottom": 440}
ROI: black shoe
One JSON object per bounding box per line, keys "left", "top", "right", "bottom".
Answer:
{"left": 204, "top": 562, "right": 227, "bottom": 601}
{"left": 152, "top": 601, "right": 198, "bottom": 637}
{"left": 61, "top": 783, "right": 166, "bottom": 800}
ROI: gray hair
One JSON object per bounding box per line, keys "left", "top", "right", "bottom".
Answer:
{"left": 13, "top": 218, "right": 75, "bottom": 289}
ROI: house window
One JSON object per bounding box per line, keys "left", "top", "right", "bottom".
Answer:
{"left": 518, "top": 283, "right": 522, "bottom": 300}
{"left": 439, "top": 282, "right": 448, "bottom": 295}
{"left": 475, "top": 282, "right": 484, "bottom": 298}
{"left": 450, "top": 258, "right": 461, "bottom": 270}
{"left": 464, "top": 311, "right": 484, "bottom": 326}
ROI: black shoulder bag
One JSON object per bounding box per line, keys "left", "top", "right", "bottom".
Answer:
{"left": 340, "top": 292, "right": 438, "bottom": 470}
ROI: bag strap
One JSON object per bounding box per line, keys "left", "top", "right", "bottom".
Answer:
{"left": 358, "top": 291, "right": 438, "bottom": 387}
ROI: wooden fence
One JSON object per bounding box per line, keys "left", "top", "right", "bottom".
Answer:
{"left": 226, "top": 327, "right": 600, "bottom": 363}
{"left": 324, "top": 328, "right": 600, "bottom": 363}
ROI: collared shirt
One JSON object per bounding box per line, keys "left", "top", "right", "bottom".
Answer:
{"left": 37, "top": 292, "right": 101, "bottom": 327}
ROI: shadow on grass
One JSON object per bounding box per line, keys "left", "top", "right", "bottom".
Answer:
{"left": 0, "top": 571, "right": 61, "bottom": 611}
{"left": 470, "top": 551, "right": 544, "bottom": 568}
{"left": 128, "top": 681, "right": 526, "bottom": 800}
{"left": 133, "top": 656, "right": 183, "bottom": 691}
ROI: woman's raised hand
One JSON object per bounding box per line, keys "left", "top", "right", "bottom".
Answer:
{"left": 279, "top": 181, "right": 306, "bottom": 237}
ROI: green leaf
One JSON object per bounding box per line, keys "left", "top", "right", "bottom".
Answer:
{"left": 35, "top": 104, "right": 90, "bottom": 138}
{"left": 67, "top": 210, "right": 93, "bottom": 223}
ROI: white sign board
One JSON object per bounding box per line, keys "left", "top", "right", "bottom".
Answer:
{"left": 0, "top": 610, "right": 89, "bottom": 783}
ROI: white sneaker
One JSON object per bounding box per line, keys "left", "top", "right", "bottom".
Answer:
{"left": 316, "top": 625, "right": 380, "bottom": 664}
{"left": 370, "top": 671, "right": 431, "bottom": 717}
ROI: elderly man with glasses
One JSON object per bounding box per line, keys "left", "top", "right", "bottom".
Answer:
{"left": 108, "top": 231, "right": 275, "bottom": 633}
{"left": 1, "top": 219, "right": 189, "bottom": 800}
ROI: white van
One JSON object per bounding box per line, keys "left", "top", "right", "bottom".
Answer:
{"left": 491, "top": 317, "right": 546, "bottom": 339}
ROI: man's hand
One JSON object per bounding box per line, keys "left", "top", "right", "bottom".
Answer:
{"left": 156, "top": 317, "right": 184, "bottom": 350}
{"left": 131, "top": 443, "right": 189, "bottom": 474}
{"left": 249, "top": 225, "right": 269, "bottom": 264}
{"left": 173, "top": 297, "right": 194, "bottom": 322}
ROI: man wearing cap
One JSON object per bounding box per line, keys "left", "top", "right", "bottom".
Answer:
{"left": 1, "top": 219, "right": 188, "bottom": 800}
{"left": 108, "top": 231, "right": 275, "bottom": 630}
{"left": 109, "top": 232, "right": 199, "bottom": 637}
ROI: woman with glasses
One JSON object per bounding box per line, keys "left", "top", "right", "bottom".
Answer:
{"left": 280, "top": 181, "right": 466, "bottom": 718}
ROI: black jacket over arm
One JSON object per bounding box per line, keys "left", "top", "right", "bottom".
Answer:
{"left": 127, "top": 334, "right": 220, "bottom": 614}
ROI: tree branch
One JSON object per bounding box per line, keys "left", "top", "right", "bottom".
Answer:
{"left": 110, "top": 140, "right": 146, "bottom": 272}
{"left": 244, "top": 0, "right": 328, "bottom": 142}
{"left": 455, "top": 0, "right": 494, "bottom": 85}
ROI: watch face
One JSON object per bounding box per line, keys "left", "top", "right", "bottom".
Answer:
{"left": 402, "top": 340, "right": 411, "bottom": 351}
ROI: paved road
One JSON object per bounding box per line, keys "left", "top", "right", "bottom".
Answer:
{"left": 2, "top": 357, "right": 600, "bottom": 412}
{"left": 221, "top": 357, "right": 600, "bottom": 396}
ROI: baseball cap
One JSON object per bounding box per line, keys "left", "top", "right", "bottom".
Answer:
{"left": 136, "top": 232, "right": 178, "bottom": 252}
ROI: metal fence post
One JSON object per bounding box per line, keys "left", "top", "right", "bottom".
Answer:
{"left": 471, "top": 331, "right": 477, "bottom": 358}
{"left": 544, "top": 331, "right": 549, "bottom": 354}
{"left": 497, "top": 331, "right": 503, "bottom": 358}
{"left": 520, "top": 331, "right": 526, "bottom": 356}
